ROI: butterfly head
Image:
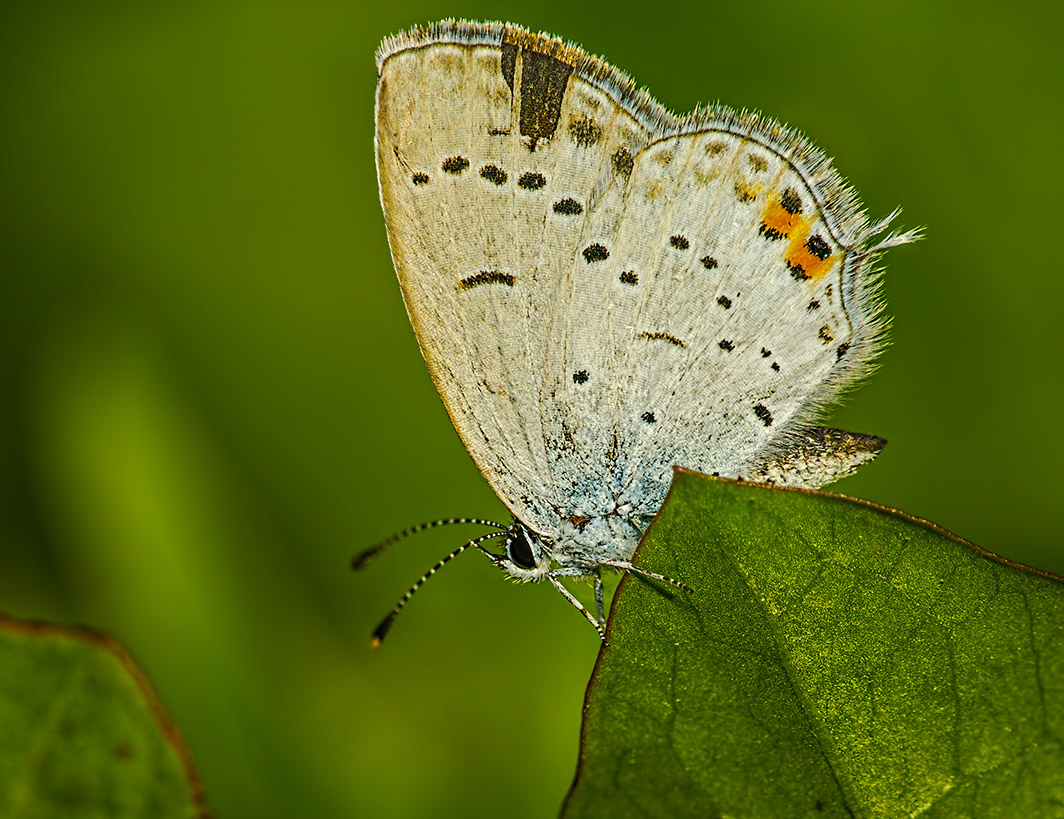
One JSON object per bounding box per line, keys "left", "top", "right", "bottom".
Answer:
{"left": 496, "top": 522, "right": 551, "bottom": 582}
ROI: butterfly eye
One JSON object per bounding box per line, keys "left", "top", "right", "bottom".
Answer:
{"left": 508, "top": 530, "right": 536, "bottom": 570}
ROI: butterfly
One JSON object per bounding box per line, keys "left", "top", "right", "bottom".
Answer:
{"left": 357, "top": 20, "right": 916, "bottom": 645}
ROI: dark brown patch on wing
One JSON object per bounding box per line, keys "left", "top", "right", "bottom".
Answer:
{"left": 612, "top": 147, "right": 634, "bottom": 178}
{"left": 501, "top": 42, "right": 518, "bottom": 92}
{"left": 569, "top": 114, "right": 603, "bottom": 147}
{"left": 502, "top": 44, "right": 573, "bottom": 148}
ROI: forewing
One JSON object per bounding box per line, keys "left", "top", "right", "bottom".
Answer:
{"left": 375, "top": 23, "right": 656, "bottom": 531}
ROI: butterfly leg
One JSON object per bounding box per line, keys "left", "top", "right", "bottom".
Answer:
{"left": 596, "top": 559, "right": 694, "bottom": 594}
{"left": 593, "top": 571, "right": 605, "bottom": 624}
{"left": 547, "top": 572, "right": 605, "bottom": 640}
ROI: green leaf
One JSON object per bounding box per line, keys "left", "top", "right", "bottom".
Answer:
{"left": 563, "top": 470, "right": 1064, "bottom": 818}
{"left": 0, "top": 615, "right": 209, "bottom": 819}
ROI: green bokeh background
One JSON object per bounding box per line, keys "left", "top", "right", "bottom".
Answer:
{"left": 1, "top": 1, "right": 1060, "bottom": 817}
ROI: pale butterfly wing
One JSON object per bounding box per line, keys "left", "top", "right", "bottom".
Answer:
{"left": 375, "top": 21, "right": 910, "bottom": 539}
{"left": 376, "top": 25, "right": 559, "bottom": 533}
{"left": 376, "top": 22, "right": 655, "bottom": 535}
{"left": 581, "top": 126, "right": 887, "bottom": 516}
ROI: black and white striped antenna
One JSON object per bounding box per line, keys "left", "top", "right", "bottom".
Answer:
{"left": 353, "top": 519, "right": 508, "bottom": 647}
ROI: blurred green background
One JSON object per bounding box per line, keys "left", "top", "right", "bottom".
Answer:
{"left": 1, "top": 1, "right": 1060, "bottom": 816}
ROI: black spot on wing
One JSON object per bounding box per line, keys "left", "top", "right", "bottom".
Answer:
{"left": 780, "top": 187, "right": 803, "bottom": 214}
{"left": 753, "top": 404, "right": 773, "bottom": 426}
{"left": 637, "top": 331, "right": 686, "bottom": 348}
{"left": 442, "top": 156, "right": 469, "bottom": 174}
{"left": 518, "top": 172, "right": 546, "bottom": 190}
{"left": 717, "top": 295, "right": 732, "bottom": 309}
{"left": 480, "top": 164, "right": 507, "bottom": 185}
{"left": 459, "top": 271, "right": 516, "bottom": 290}
{"left": 806, "top": 234, "right": 832, "bottom": 260}
{"left": 619, "top": 271, "right": 638, "bottom": 285}
{"left": 411, "top": 172, "right": 429, "bottom": 186}
{"left": 583, "top": 244, "right": 609, "bottom": 263}
{"left": 700, "top": 256, "right": 719, "bottom": 270}
{"left": 553, "top": 198, "right": 583, "bottom": 215}
{"left": 572, "top": 369, "right": 589, "bottom": 384}
{"left": 669, "top": 235, "right": 689, "bottom": 250}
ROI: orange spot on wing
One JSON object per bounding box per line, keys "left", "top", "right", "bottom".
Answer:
{"left": 785, "top": 224, "right": 839, "bottom": 280}
{"left": 762, "top": 190, "right": 840, "bottom": 280}
{"left": 760, "top": 195, "right": 801, "bottom": 238}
